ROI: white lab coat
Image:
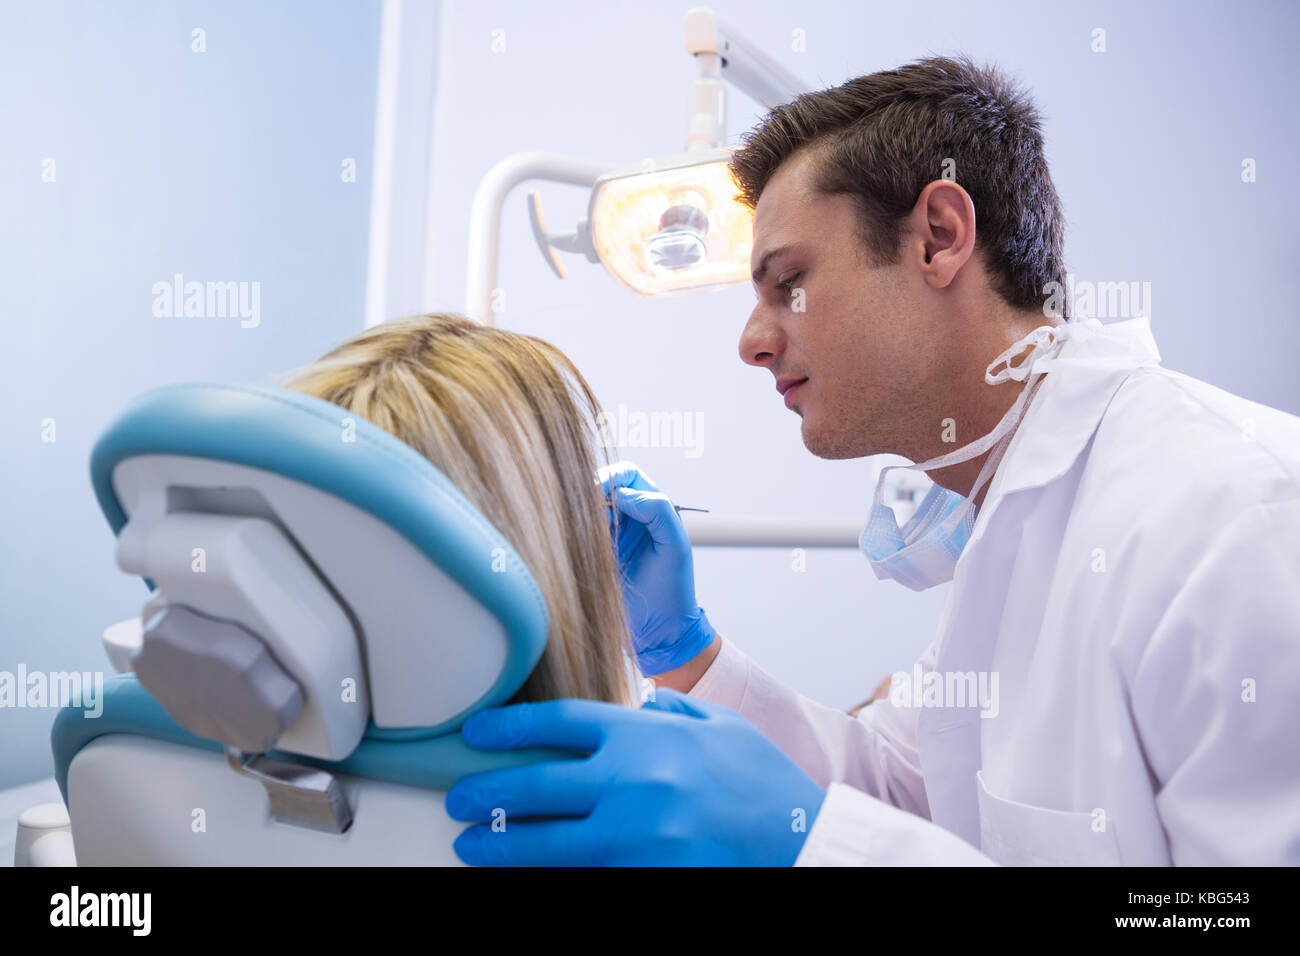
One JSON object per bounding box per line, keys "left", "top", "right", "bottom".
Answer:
{"left": 691, "top": 316, "right": 1300, "bottom": 865}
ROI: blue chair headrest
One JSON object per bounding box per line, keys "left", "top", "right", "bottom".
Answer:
{"left": 90, "top": 382, "right": 550, "bottom": 740}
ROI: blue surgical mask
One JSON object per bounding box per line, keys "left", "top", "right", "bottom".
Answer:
{"left": 860, "top": 324, "right": 1073, "bottom": 591}
{"left": 860, "top": 482, "right": 975, "bottom": 592}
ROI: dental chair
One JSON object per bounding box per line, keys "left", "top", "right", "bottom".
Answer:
{"left": 46, "top": 382, "right": 583, "bottom": 865}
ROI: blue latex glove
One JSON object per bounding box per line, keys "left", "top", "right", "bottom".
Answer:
{"left": 597, "top": 461, "right": 716, "bottom": 675}
{"left": 445, "top": 689, "right": 826, "bottom": 866}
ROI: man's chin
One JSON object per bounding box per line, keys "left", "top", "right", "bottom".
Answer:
{"left": 800, "top": 419, "right": 861, "bottom": 460}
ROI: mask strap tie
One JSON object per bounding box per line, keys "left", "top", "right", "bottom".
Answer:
{"left": 986, "top": 324, "right": 1067, "bottom": 384}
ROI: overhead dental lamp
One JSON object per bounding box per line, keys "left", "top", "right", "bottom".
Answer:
{"left": 464, "top": 7, "right": 809, "bottom": 321}
{"left": 457, "top": 8, "right": 865, "bottom": 551}
{"left": 583, "top": 150, "right": 755, "bottom": 297}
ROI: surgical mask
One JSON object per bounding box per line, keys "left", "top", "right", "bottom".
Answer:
{"left": 860, "top": 323, "right": 1075, "bottom": 591}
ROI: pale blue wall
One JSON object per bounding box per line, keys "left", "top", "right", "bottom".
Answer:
{"left": 0, "top": 0, "right": 381, "bottom": 787}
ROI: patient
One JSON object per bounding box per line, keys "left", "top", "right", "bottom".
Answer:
{"left": 279, "top": 312, "right": 640, "bottom": 708}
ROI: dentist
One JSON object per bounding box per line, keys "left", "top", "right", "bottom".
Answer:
{"left": 446, "top": 55, "right": 1300, "bottom": 865}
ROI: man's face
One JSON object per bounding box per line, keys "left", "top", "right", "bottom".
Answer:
{"left": 739, "top": 150, "right": 941, "bottom": 460}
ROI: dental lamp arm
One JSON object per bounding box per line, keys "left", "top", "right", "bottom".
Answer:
{"left": 684, "top": 7, "right": 808, "bottom": 112}
{"left": 464, "top": 152, "right": 615, "bottom": 324}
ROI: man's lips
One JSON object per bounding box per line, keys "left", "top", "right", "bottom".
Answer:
{"left": 776, "top": 376, "right": 808, "bottom": 397}
{"left": 777, "top": 377, "right": 809, "bottom": 409}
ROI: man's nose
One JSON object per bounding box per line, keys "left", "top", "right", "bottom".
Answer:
{"left": 739, "top": 302, "right": 782, "bottom": 368}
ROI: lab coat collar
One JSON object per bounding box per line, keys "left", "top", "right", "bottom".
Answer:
{"left": 985, "top": 316, "right": 1162, "bottom": 503}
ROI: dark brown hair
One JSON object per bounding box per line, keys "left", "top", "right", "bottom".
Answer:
{"left": 729, "top": 54, "right": 1066, "bottom": 313}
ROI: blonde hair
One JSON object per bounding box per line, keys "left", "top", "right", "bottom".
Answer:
{"left": 278, "top": 313, "right": 638, "bottom": 707}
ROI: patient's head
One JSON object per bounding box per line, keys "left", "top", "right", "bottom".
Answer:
{"left": 281, "top": 313, "right": 638, "bottom": 707}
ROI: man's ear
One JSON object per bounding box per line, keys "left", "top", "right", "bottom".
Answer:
{"left": 908, "top": 180, "right": 977, "bottom": 290}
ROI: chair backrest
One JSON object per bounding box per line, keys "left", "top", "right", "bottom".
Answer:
{"left": 88, "top": 382, "right": 552, "bottom": 760}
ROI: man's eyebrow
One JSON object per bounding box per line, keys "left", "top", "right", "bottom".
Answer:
{"left": 751, "top": 244, "right": 799, "bottom": 285}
